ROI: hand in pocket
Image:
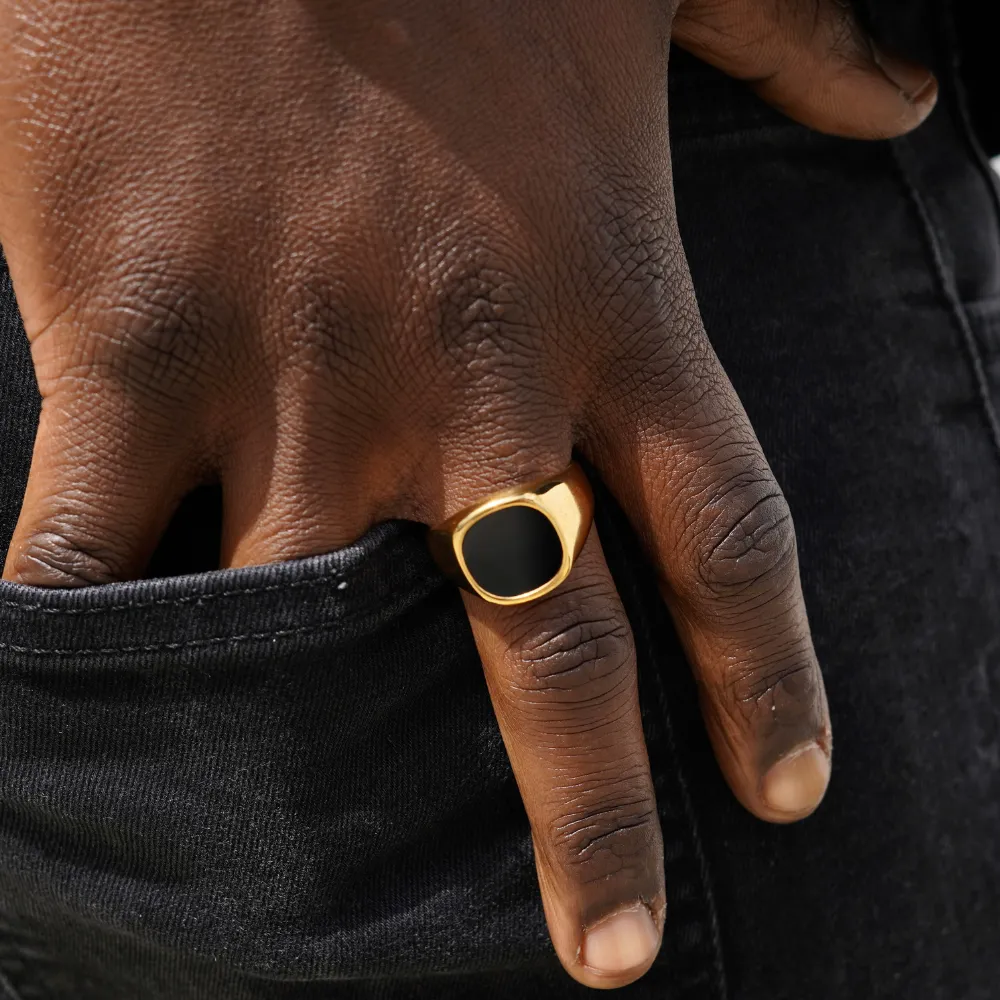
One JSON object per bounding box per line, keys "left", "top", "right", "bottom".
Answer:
{"left": 0, "top": 0, "right": 934, "bottom": 987}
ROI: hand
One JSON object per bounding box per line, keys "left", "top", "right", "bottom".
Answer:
{"left": 0, "top": 0, "right": 934, "bottom": 988}
{"left": 672, "top": 0, "right": 938, "bottom": 138}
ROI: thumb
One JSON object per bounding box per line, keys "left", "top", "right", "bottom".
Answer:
{"left": 672, "top": 0, "right": 938, "bottom": 139}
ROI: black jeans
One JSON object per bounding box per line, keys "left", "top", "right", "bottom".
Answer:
{"left": 2, "top": 1, "right": 998, "bottom": 997}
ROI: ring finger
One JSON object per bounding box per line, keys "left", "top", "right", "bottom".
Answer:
{"left": 454, "top": 486, "right": 665, "bottom": 989}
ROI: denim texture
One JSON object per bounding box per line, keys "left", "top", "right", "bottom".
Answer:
{"left": 1, "top": 0, "right": 999, "bottom": 997}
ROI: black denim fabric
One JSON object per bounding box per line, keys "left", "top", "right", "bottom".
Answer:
{"left": 2, "top": 1, "right": 999, "bottom": 998}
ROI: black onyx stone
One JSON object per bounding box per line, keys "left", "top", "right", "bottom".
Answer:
{"left": 462, "top": 505, "right": 564, "bottom": 598}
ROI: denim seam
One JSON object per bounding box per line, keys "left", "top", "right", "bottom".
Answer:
{"left": 882, "top": 0, "right": 1000, "bottom": 459}
{"left": 0, "top": 574, "right": 447, "bottom": 655}
{"left": 0, "top": 967, "right": 22, "bottom": 1000}
{"left": 637, "top": 616, "right": 728, "bottom": 1000}
{"left": 669, "top": 121, "right": 800, "bottom": 143}
{"left": 945, "top": 0, "right": 1000, "bottom": 231}
{"left": 0, "top": 621, "right": 374, "bottom": 656}
{"left": 0, "top": 573, "right": 351, "bottom": 614}
{"left": 0, "top": 600, "right": 447, "bottom": 657}
{"left": 944, "top": 2, "right": 1000, "bottom": 375}
{"left": 0, "top": 565, "right": 442, "bottom": 619}
{"left": 601, "top": 506, "right": 728, "bottom": 1000}
{"left": 889, "top": 139, "right": 1000, "bottom": 461}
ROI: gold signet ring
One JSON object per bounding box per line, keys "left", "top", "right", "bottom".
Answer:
{"left": 428, "top": 462, "right": 595, "bottom": 606}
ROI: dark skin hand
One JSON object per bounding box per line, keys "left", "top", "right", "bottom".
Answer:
{"left": 0, "top": 0, "right": 935, "bottom": 988}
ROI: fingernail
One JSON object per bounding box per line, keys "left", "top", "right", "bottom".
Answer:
{"left": 581, "top": 903, "right": 660, "bottom": 976}
{"left": 872, "top": 46, "right": 938, "bottom": 108}
{"left": 762, "top": 743, "right": 831, "bottom": 816}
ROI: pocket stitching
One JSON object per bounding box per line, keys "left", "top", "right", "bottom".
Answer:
{"left": 1, "top": 620, "right": 344, "bottom": 656}
{"left": 0, "top": 583, "right": 446, "bottom": 656}
{"left": 0, "top": 572, "right": 349, "bottom": 615}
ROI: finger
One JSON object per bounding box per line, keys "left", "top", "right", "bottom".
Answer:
{"left": 589, "top": 338, "right": 831, "bottom": 825}
{"left": 3, "top": 386, "right": 194, "bottom": 586}
{"left": 672, "top": 0, "right": 938, "bottom": 139}
{"left": 465, "top": 527, "right": 664, "bottom": 990}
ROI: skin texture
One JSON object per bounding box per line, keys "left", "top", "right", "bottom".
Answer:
{"left": 0, "top": 0, "right": 936, "bottom": 989}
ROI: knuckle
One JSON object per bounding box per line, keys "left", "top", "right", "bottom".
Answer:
{"left": 692, "top": 476, "right": 799, "bottom": 606}
{"left": 429, "top": 245, "right": 544, "bottom": 365}
{"left": 69, "top": 264, "right": 232, "bottom": 404}
{"left": 568, "top": 185, "right": 703, "bottom": 394}
{"left": 412, "top": 239, "right": 575, "bottom": 436}
{"left": 282, "top": 268, "right": 389, "bottom": 391}
{"left": 723, "top": 639, "right": 822, "bottom": 718}
{"left": 548, "top": 781, "right": 661, "bottom": 885}
{"left": 582, "top": 192, "right": 686, "bottom": 333}
{"left": 509, "top": 583, "right": 635, "bottom": 705}
{"left": 716, "top": 642, "right": 829, "bottom": 753}
{"left": 13, "top": 524, "right": 125, "bottom": 587}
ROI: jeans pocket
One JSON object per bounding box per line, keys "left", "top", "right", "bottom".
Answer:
{"left": 0, "top": 521, "right": 539, "bottom": 998}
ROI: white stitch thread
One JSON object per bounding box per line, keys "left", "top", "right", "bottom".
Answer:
{"left": 0, "top": 572, "right": 345, "bottom": 615}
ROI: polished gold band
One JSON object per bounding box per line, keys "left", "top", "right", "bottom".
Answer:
{"left": 428, "top": 462, "right": 595, "bottom": 606}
